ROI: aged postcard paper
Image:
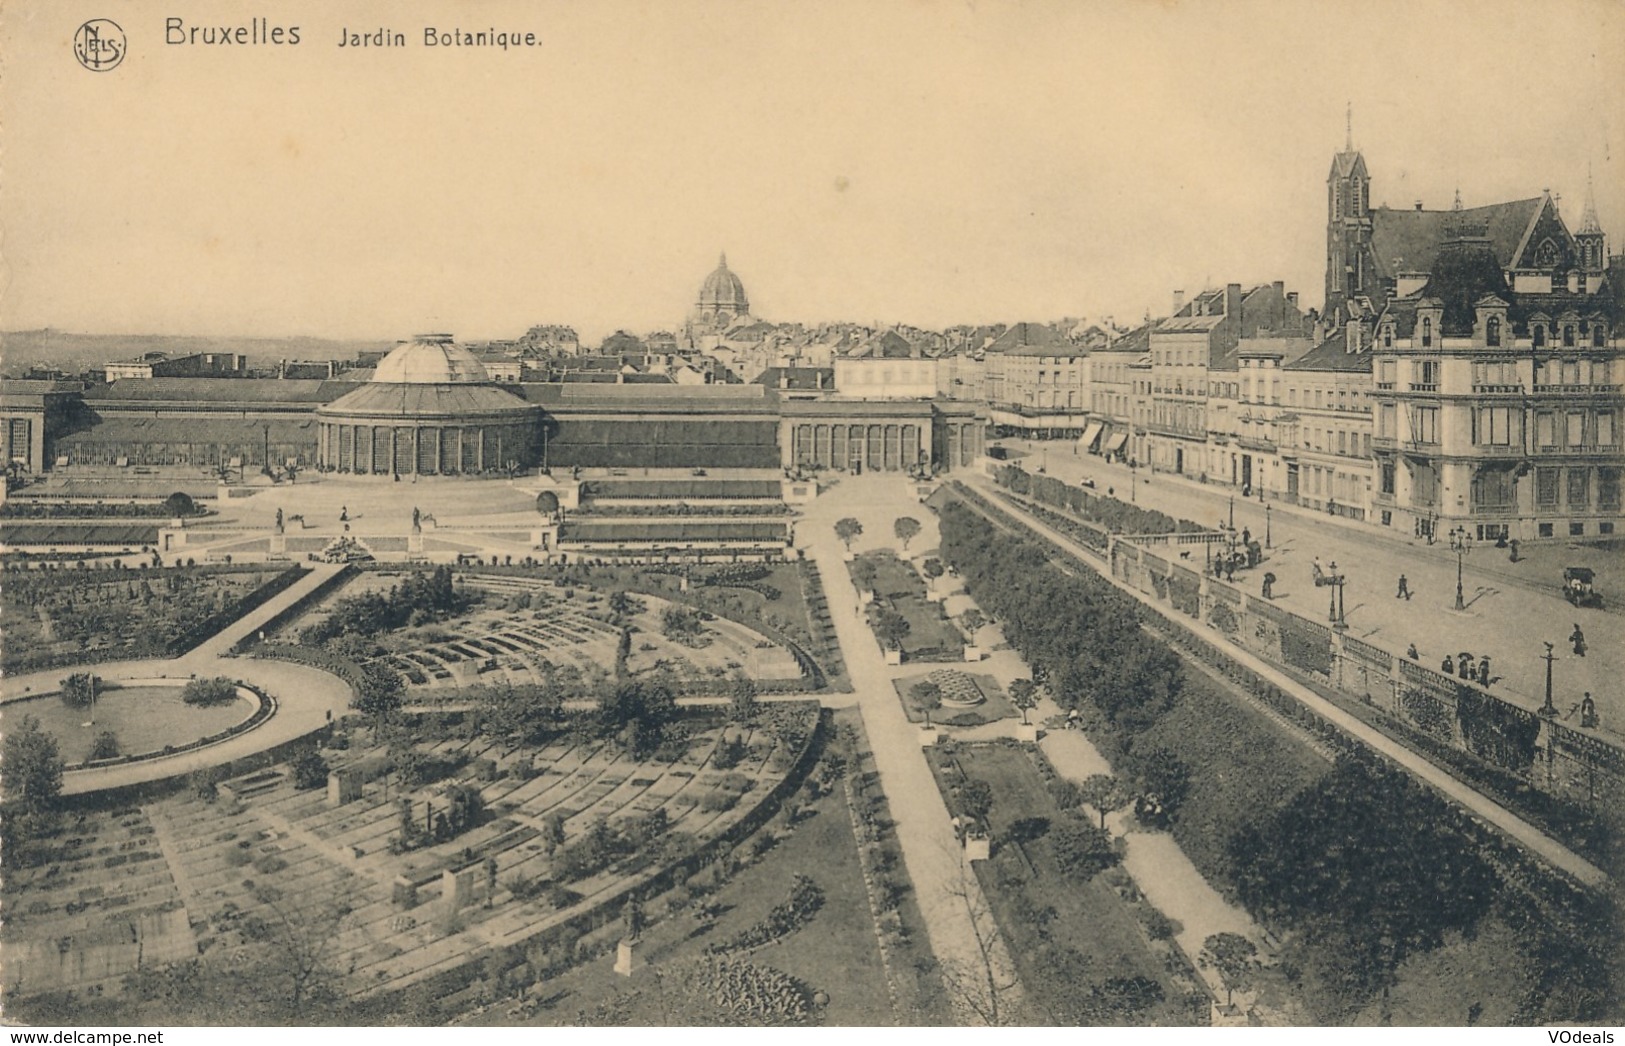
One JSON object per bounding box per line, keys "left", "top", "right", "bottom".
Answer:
{"left": 2, "top": 0, "right": 1622, "bottom": 1032}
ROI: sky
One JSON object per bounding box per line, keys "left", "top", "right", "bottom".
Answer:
{"left": 2, "top": 0, "right": 1622, "bottom": 345}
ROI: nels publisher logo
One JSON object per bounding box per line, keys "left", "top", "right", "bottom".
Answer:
{"left": 74, "top": 18, "right": 126, "bottom": 71}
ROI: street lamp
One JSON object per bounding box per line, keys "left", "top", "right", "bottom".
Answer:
{"left": 1327, "top": 560, "right": 1347, "bottom": 631}
{"left": 1129, "top": 458, "right": 1137, "bottom": 503}
{"left": 1265, "top": 503, "right": 1272, "bottom": 549}
{"left": 1228, "top": 493, "right": 1235, "bottom": 531}
{"left": 1449, "top": 525, "right": 1472, "bottom": 611}
{"left": 1540, "top": 642, "right": 1558, "bottom": 718}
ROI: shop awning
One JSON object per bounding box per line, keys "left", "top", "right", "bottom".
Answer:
{"left": 1103, "top": 431, "right": 1129, "bottom": 453}
{"left": 1078, "top": 420, "right": 1104, "bottom": 451}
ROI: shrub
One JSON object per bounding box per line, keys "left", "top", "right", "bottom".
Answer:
{"left": 182, "top": 677, "right": 239, "bottom": 707}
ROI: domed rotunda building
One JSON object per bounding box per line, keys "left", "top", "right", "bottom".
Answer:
{"left": 687, "top": 253, "right": 752, "bottom": 336}
{"left": 316, "top": 334, "right": 539, "bottom": 475}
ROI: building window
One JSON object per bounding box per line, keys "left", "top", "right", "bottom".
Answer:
{"left": 1474, "top": 406, "right": 1512, "bottom": 446}
{"left": 1567, "top": 412, "right": 1586, "bottom": 447}
{"left": 1567, "top": 468, "right": 1590, "bottom": 507}
{"left": 1595, "top": 326, "right": 1608, "bottom": 348}
{"left": 1536, "top": 412, "right": 1557, "bottom": 448}
{"left": 1602, "top": 521, "right": 1616, "bottom": 536}
{"left": 1564, "top": 325, "right": 1577, "bottom": 348}
{"left": 1382, "top": 327, "right": 1393, "bottom": 348}
{"left": 1411, "top": 406, "right": 1439, "bottom": 444}
{"left": 1472, "top": 467, "right": 1516, "bottom": 509}
{"left": 1380, "top": 461, "right": 1395, "bottom": 494}
{"left": 1535, "top": 467, "right": 1560, "bottom": 506}
{"left": 1485, "top": 316, "right": 1501, "bottom": 346}
{"left": 1532, "top": 325, "right": 1547, "bottom": 348}
{"left": 1539, "top": 522, "right": 1554, "bottom": 537}
{"left": 1570, "top": 522, "right": 1586, "bottom": 537}
{"left": 1421, "top": 317, "right": 1433, "bottom": 347}
{"left": 1337, "top": 430, "right": 1347, "bottom": 455}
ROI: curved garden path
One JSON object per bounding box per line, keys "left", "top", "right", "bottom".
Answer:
{"left": 1, "top": 564, "right": 353, "bottom": 795}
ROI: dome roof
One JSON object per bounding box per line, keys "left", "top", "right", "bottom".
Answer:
{"left": 372, "top": 334, "right": 490, "bottom": 384}
{"left": 696, "top": 253, "right": 749, "bottom": 312}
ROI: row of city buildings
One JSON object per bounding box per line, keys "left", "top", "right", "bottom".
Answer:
{"left": 3, "top": 135, "right": 1621, "bottom": 542}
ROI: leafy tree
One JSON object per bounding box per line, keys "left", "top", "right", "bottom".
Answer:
{"left": 89, "top": 730, "right": 121, "bottom": 761}
{"left": 850, "top": 558, "right": 879, "bottom": 594}
{"left": 873, "top": 607, "right": 911, "bottom": 650}
{"left": 1049, "top": 814, "right": 1119, "bottom": 881}
{"left": 894, "top": 516, "right": 922, "bottom": 550}
{"left": 60, "top": 672, "right": 99, "bottom": 709}
{"left": 164, "top": 491, "right": 197, "bottom": 516}
{"left": 958, "top": 778, "right": 994, "bottom": 822}
{"left": 542, "top": 812, "right": 567, "bottom": 856}
{"left": 921, "top": 557, "right": 945, "bottom": 586}
{"left": 3, "top": 715, "right": 63, "bottom": 812}
{"left": 1008, "top": 678, "right": 1039, "bottom": 725}
{"left": 959, "top": 608, "right": 987, "bottom": 644}
{"left": 910, "top": 679, "right": 943, "bottom": 722}
{"left": 607, "top": 590, "right": 640, "bottom": 621}
{"left": 614, "top": 626, "right": 633, "bottom": 678}
{"left": 1134, "top": 748, "right": 1191, "bottom": 824}
{"left": 660, "top": 605, "right": 705, "bottom": 645}
{"left": 728, "top": 675, "right": 758, "bottom": 723}
{"left": 1077, "top": 773, "right": 1129, "bottom": 829}
{"left": 290, "top": 748, "right": 330, "bottom": 790}
{"left": 1202, "top": 932, "right": 1258, "bottom": 1007}
{"left": 1089, "top": 975, "right": 1164, "bottom": 1020}
{"left": 834, "top": 517, "right": 864, "bottom": 551}
{"left": 354, "top": 661, "right": 404, "bottom": 722}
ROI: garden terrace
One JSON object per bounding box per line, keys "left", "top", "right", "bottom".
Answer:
{"left": 580, "top": 478, "right": 784, "bottom": 501}
{"left": 367, "top": 576, "right": 805, "bottom": 695}
{"left": 0, "top": 564, "right": 306, "bottom": 672}
{"left": 993, "top": 463, "right": 1205, "bottom": 535}
{"left": 3, "top": 704, "right": 823, "bottom": 1012}
{"left": 925, "top": 741, "right": 1205, "bottom": 1025}
{"left": 0, "top": 522, "right": 163, "bottom": 547}
{"left": 557, "top": 520, "right": 791, "bottom": 559}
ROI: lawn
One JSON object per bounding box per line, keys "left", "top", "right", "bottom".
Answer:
{"left": 926, "top": 742, "right": 1203, "bottom": 1026}
{"left": 892, "top": 671, "right": 1014, "bottom": 726}
{"left": 9, "top": 685, "right": 252, "bottom": 764}
{"left": 850, "top": 552, "right": 964, "bottom": 662}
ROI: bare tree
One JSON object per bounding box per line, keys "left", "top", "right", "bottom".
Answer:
{"left": 253, "top": 885, "right": 354, "bottom": 1014}
{"left": 937, "top": 847, "right": 1023, "bottom": 1026}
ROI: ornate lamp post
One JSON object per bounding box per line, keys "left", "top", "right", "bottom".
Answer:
{"left": 1265, "top": 503, "right": 1272, "bottom": 549}
{"left": 1327, "top": 561, "right": 1348, "bottom": 631}
{"left": 1228, "top": 493, "right": 1235, "bottom": 530}
{"left": 1449, "top": 525, "right": 1472, "bottom": 610}
{"left": 1540, "top": 642, "right": 1558, "bottom": 718}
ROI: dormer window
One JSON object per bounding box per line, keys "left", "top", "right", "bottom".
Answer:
{"left": 1563, "top": 325, "right": 1577, "bottom": 348}
{"left": 1594, "top": 326, "right": 1607, "bottom": 348}
{"left": 1532, "top": 325, "right": 1547, "bottom": 348}
{"left": 1382, "top": 327, "right": 1393, "bottom": 348}
{"left": 1486, "top": 317, "right": 1502, "bottom": 347}
{"left": 1421, "top": 317, "right": 1433, "bottom": 348}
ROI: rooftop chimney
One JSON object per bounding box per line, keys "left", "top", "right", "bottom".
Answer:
{"left": 1225, "top": 283, "right": 1243, "bottom": 320}
{"left": 1414, "top": 200, "right": 1423, "bottom": 211}
{"left": 1172, "top": 290, "right": 1185, "bottom": 315}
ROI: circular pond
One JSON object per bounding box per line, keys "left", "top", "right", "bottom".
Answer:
{"left": 9, "top": 684, "right": 255, "bottom": 765}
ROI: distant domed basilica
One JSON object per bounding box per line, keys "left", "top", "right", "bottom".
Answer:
{"left": 315, "top": 334, "right": 539, "bottom": 475}
{"left": 686, "top": 253, "right": 752, "bottom": 341}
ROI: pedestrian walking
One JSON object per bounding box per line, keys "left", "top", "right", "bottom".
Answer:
{"left": 1241, "top": 527, "right": 1251, "bottom": 547}
{"left": 1442, "top": 655, "right": 1454, "bottom": 675}
{"left": 1396, "top": 574, "right": 1411, "bottom": 600}
{"left": 1581, "top": 693, "right": 1598, "bottom": 729}
{"left": 1261, "top": 572, "right": 1275, "bottom": 599}
{"left": 1458, "top": 652, "right": 1473, "bottom": 679}
{"left": 1571, "top": 624, "right": 1587, "bottom": 657}
{"left": 1479, "top": 656, "right": 1491, "bottom": 685}
{"left": 1407, "top": 643, "right": 1419, "bottom": 660}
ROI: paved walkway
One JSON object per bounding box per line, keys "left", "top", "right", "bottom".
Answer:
{"left": 2, "top": 564, "right": 354, "bottom": 795}
{"left": 997, "top": 441, "right": 1621, "bottom": 739}
{"left": 963, "top": 472, "right": 1608, "bottom": 889}
{"left": 797, "top": 473, "right": 1025, "bottom": 1023}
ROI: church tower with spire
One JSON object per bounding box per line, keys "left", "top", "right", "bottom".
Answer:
{"left": 1576, "top": 168, "right": 1607, "bottom": 273}
{"left": 1325, "top": 105, "right": 1373, "bottom": 323}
